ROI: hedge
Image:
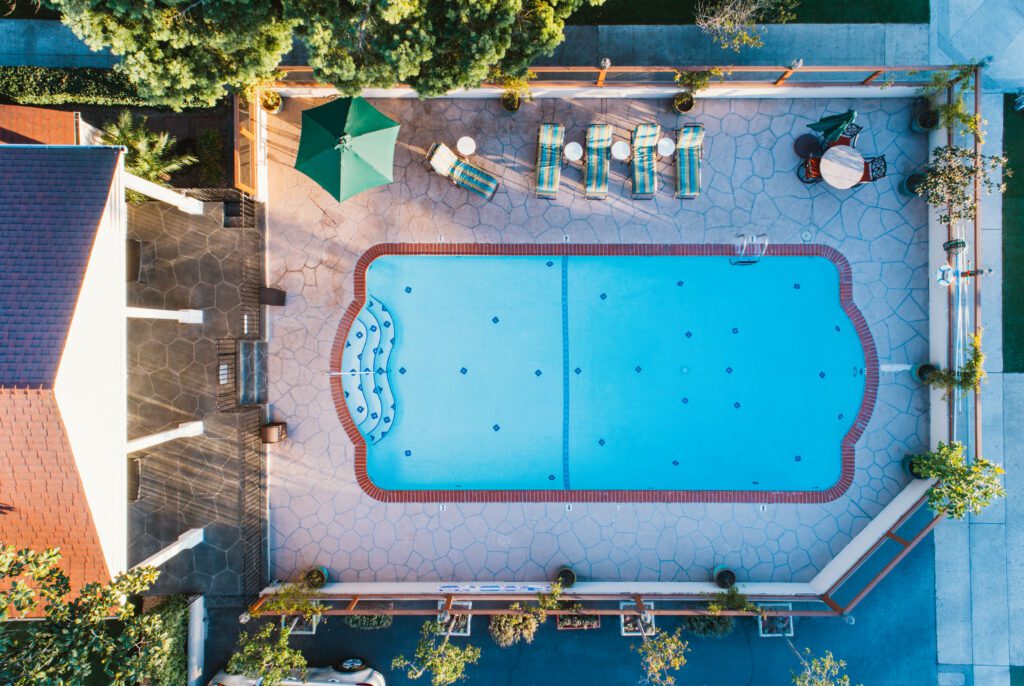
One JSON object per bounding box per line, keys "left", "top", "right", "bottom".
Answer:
{"left": 145, "top": 595, "right": 190, "bottom": 686}
{"left": 0, "top": 66, "right": 148, "bottom": 106}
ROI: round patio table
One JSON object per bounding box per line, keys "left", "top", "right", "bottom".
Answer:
{"left": 819, "top": 145, "right": 864, "bottom": 189}
{"left": 657, "top": 136, "right": 675, "bottom": 157}
{"left": 611, "top": 140, "right": 631, "bottom": 161}
{"left": 456, "top": 135, "right": 477, "bottom": 156}
{"left": 564, "top": 141, "right": 583, "bottom": 163}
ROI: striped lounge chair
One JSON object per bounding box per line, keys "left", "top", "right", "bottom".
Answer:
{"left": 631, "top": 123, "right": 660, "bottom": 198}
{"left": 426, "top": 143, "right": 498, "bottom": 200}
{"left": 535, "top": 123, "right": 565, "bottom": 198}
{"left": 584, "top": 124, "right": 612, "bottom": 199}
{"left": 675, "top": 124, "right": 705, "bottom": 199}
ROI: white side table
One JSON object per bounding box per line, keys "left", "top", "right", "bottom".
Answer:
{"left": 657, "top": 137, "right": 675, "bottom": 158}
{"left": 819, "top": 145, "right": 864, "bottom": 189}
{"left": 564, "top": 141, "right": 583, "bottom": 163}
{"left": 611, "top": 140, "right": 631, "bottom": 161}
{"left": 456, "top": 136, "right": 477, "bottom": 156}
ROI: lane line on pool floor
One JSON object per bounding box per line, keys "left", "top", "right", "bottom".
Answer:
{"left": 561, "top": 255, "right": 571, "bottom": 490}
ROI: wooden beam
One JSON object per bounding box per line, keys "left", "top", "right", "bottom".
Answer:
{"left": 885, "top": 531, "right": 911, "bottom": 547}
{"left": 774, "top": 69, "right": 795, "bottom": 86}
{"left": 346, "top": 597, "right": 360, "bottom": 611}
{"left": 861, "top": 70, "right": 885, "bottom": 85}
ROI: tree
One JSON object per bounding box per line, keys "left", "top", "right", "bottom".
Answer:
{"left": 100, "top": 110, "right": 197, "bottom": 184}
{"left": 0, "top": 546, "right": 173, "bottom": 686}
{"left": 488, "top": 581, "right": 568, "bottom": 648}
{"left": 632, "top": 627, "right": 689, "bottom": 686}
{"left": 908, "top": 441, "right": 1005, "bottom": 519}
{"left": 695, "top": 0, "right": 798, "bottom": 52}
{"left": 227, "top": 623, "right": 307, "bottom": 686}
{"left": 917, "top": 145, "right": 1009, "bottom": 225}
{"left": 791, "top": 648, "right": 859, "bottom": 686}
{"left": 393, "top": 619, "right": 481, "bottom": 686}
{"left": 48, "top": 0, "right": 297, "bottom": 108}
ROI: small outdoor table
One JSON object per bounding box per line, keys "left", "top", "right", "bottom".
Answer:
{"left": 456, "top": 136, "right": 477, "bottom": 156}
{"left": 564, "top": 141, "right": 583, "bottom": 163}
{"left": 793, "top": 133, "right": 823, "bottom": 160}
{"left": 819, "top": 145, "right": 864, "bottom": 189}
{"left": 657, "top": 137, "right": 675, "bottom": 158}
{"left": 611, "top": 140, "right": 631, "bottom": 161}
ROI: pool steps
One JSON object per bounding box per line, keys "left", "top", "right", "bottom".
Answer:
{"left": 340, "top": 297, "right": 396, "bottom": 443}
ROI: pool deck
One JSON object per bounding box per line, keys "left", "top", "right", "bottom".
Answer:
{"left": 265, "top": 96, "right": 929, "bottom": 583}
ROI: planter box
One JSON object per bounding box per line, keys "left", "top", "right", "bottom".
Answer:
{"left": 619, "top": 601, "right": 655, "bottom": 637}
{"left": 556, "top": 614, "right": 600, "bottom": 631}
{"left": 283, "top": 614, "right": 320, "bottom": 635}
{"left": 437, "top": 600, "right": 472, "bottom": 637}
{"left": 757, "top": 603, "right": 794, "bottom": 638}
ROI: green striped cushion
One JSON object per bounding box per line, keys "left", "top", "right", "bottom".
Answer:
{"left": 536, "top": 123, "right": 564, "bottom": 197}
{"left": 452, "top": 159, "right": 498, "bottom": 199}
{"left": 585, "top": 124, "right": 612, "bottom": 197}
{"left": 676, "top": 125, "right": 704, "bottom": 198}
{"left": 631, "top": 123, "right": 659, "bottom": 196}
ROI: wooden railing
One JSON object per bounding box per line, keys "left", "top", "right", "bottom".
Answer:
{"left": 233, "top": 95, "right": 258, "bottom": 196}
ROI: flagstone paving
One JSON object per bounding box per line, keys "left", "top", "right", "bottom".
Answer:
{"left": 264, "top": 96, "right": 929, "bottom": 583}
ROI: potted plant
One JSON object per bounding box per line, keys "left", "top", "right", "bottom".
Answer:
{"left": 303, "top": 566, "right": 328, "bottom": 589}
{"left": 920, "top": 331, "right": 986, "bottom": 396}
{"left": 260, "top": 89, "right": 283, "bottom": 114}
{"left": 914, "top": 63, "right": 985, "bottom": 139}
{"left": 673, "top": 68, "right": 724, "bottom": 113}
{"left": 911, "top": 363, "right": 938, "bottom": 383}
{"left": 555, "top": 566, "right": 577, "bottom": 588}
{"left": 494, "top": 70, "right": 535, "bottom": 112}
{"left": 899, "top": 172, "right": 927, "bottom": 197}
{"left": 242, "top": 72, "right": 286, "bottom": 114}
{"left": 915, "top": 146, "right": 1009, "bottom": 225}
{"left": 556, "top": 613, "right": 601, "bottom": 630}
{"left": 911, "top": 108, "right": 940, "bottom": 133}
{"left": 712, "top": 564, "right": 735, "bottom": 589}
{"left": 905, "top": 441, "right": 1005, "bottom": 519}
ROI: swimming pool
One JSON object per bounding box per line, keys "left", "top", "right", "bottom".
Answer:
{"left": 331, "top": 244, "right": 877, "bottom": 503}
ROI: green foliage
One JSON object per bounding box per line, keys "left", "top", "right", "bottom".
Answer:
{"left": 675, "top": 67, "right": 725, "bottom": 93}
{"left": 392, "top": 620, "right": 481, "bottom": 686}
{"left": 918, "top": 63, "right": 986, "bottom": 141}
{"left": 196, "top": 128, "right": 227, "bottom": 187}
{"left": 48, "top": 0, "right": 297, "bottom": 109}
{"left": 695, "top": 0, "right": 798, "bottom": 52}
{"left": 227, "top": 623, "right": 307, "bottom": 686}
{"left": 0, "top": 66, "right": 149, "bottom": 106}
{"left": 344, "top": 613, "right": 395, "bottom": 630}
{"left": 924, "top": 331, "right": 987, "bottom": 394}
{"left": 146, "top": 595, "right": 191, "bottom": 686}
{"left": 910, "top": 441, "right": 1006, "bottom": 520}
{"left": 0, "top": 546, "right": 172, "bottom": 686}
{"left": 792, "top": 649, "right": 858, "bottom": 686}
{"left": 251, "top": 582, "right": 326, "bottom": 624}
{"left": 100, "top": 111, "right": 197, "bottom": 184}
{"left": 488, "top": 604, "right": 541, "bottom": 647}
{"left": 917, "top": 145, "right": 1010, "bottom": 225}
{"left": 682, "top": 613, "right": 735, "bottom": 638}
{"left": 632, "top": 628, "right": 689, "bottom": 686}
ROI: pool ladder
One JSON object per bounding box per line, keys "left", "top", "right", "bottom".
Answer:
{"left": 731, "top": 233, "right": 769, "bottom": 265}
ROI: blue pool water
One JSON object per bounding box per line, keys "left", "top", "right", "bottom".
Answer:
{"left": 340, "top": 254, "right": 867, "bottom": 494}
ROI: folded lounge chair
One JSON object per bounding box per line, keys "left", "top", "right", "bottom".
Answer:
{"left": 426, "top": 143, "right": 498, "bottom": 200}
{"left": 535, "top": 123, "right": 565, "bottom": 198}
{"left": 675, "top": 124, "right": 705, "bottom": 199}
{"left": 631, "top": 123, "right": 660, "bottom": 198}
{"left": 584, "top": 124, "right": 612, "bottom": 199}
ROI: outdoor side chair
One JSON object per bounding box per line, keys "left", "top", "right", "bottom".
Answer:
{"left": 426, "top": 142, "right": 498, "bottom": 200}
{"left": 631, "top": 123, "right": 660, "bottom": 198}
{"left": 833, "top": 123, "right": 864, "bottom": 148}
{"left": 584, "top": 124, "right": 612, "bottom": 199}
{"left": 858, "top": 155, "right": 888, "bottom": 184}
{"left": 796, "top": 156, "right": 823, "bottom": 184}
{"left": 535, "top": 123, "right": 565, "bottom": 199}
{"left": 675, "top": 124, "right": 705, "bottom": 199}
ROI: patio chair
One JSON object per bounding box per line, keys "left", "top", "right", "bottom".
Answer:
{"left": 584, "top": 124, "right": 612, "bottom": 199}
{"left": 426, "top": 143, "right": 498, "bottom": 200}
{"left": 833, "top": 123, "right": 864, "bottom": 148}
{"left": 858, "top": 155, "right": 887, "bottom": 184}
{"left": 631, "top": 123, "right": 660, "bottom": 198}
{"left": 675, "top": 124, "right": 705, "bottom": 199}
{"left": 796, "top": 156, "right": 823, "bottom": 184}
{"left": 535, "top": 123, "right": 565, "bottom": 199}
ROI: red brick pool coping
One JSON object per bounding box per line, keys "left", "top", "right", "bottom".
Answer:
{"left": 329, "top": 243, "right": 878, "bottom": 504}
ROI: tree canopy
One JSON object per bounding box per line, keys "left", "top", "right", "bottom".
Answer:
{"left": 0, "top": 546, "right": 171, "bottom": 686}
{"left": 48, "top": 0, "right": 604, "bottom": 106}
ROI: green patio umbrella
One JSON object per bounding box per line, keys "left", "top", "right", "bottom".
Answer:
{"left": 807, "top": 109, "right": 857, "bottom": 145}
{"left": 295, "top": 97, "right": 400, "bottom": 202}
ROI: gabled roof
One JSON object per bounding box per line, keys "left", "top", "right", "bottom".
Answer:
{"left": 0, "top": 146, "right": 120, "bottom": 387}
{"left": 0, "top": 104, "right": 77, "bottom": 145}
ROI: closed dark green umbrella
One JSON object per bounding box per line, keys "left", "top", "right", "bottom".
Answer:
{"left": 295, "top": 97, "right": 400, "bottom": 202}
{"left": 807, "top": 109, "right": 857, "bottom": 145}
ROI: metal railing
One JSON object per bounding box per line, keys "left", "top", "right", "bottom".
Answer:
{"left": 240, "top": 409, "right": 267, "bottom": 600}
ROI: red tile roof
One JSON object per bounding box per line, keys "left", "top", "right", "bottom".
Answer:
{"left": 0, "top": 105, "right": 77, "bottom": 145}
{"left": 0, "top": 389, "right": 111, "bottom": 604}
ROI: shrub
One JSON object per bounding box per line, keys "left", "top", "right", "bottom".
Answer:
{"left": 227, "top": 624, "right": 306, "bottom": 686}
{"left": 489, "top": 605, "right": 541, "bottom": 648}
{"left": 923, "top": 331, "right": 986, "bottom": 395}
{"left": 682, "top": 613, "right": 735, "bottom": 638}
{"left": 196, "top": 128, "right": 227, "bottom": 188}
{"left": 909, "top": 441, "right": 1005, "bottom": 520}
{"left": 792, "top": 649, "right": 859, "bottom": 686}
{"left": 344, "top": 613, "right": 394, "bottom": 631}
{"left": 146, "top": 595, "right": 190, "bottom": 686}
{"left": 0, "top": 66, "right": 150, "bottom": 106}
{"left": 917, "top": 146, "right": 1009, "bottom": 225}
